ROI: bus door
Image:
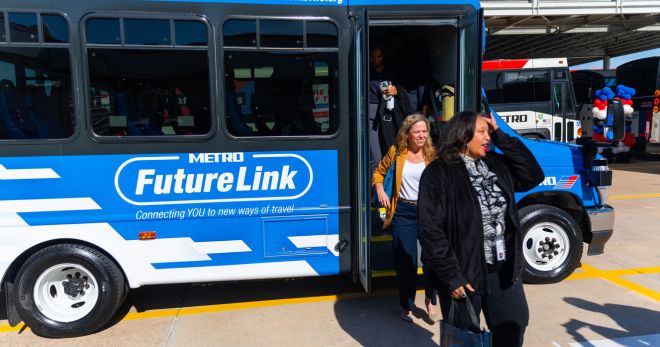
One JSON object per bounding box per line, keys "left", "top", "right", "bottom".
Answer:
{"left": 350, "top": 9, "right": 371, "bottom": 293}
{"left": 349, "top": 4, "right": 482, "bottom": 293}
{"left": 552, "top": 70, "right": 578, "bottom": 142}
{"left": 458, "top": 8, "right": 484, "bottom": 113}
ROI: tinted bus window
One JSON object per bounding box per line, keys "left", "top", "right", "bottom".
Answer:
{"left": 617, "top": 58, "right": 659, "bottom": 97}
{"left": 225, "top": 51, "right": 338, "bottom": 136}
{"left": 0, "top": 47, "right": 75, "bottom": 139}
{"left": 9, "top": 12, "right": 38, "bottom": 43}
{"left": 124, "top": 19, "right": 171, "bottom": 45}
{"left": 223, "top": 20, "right": 256, "bottom": 47}
{"left": 260, "top": 20, "right": 303, "bottom": 48}
{"left": 42, "top": 14, "right": 69, "bottom": 43}
{"left": 86, "top": 18, "right": 121, "bottom": 44}
{"left": 571, "top": 70, "right": 606, "bottom": 104}
{"left": 0, "top": 14, "right": 6, "bottom": 41}
{"left": 87, "top": 49, "right": 210, "bottom": 136}
{"left": 307, "top": 21, "right": 337, "bottom": 48}
{"left": 483, "top": 70, "right": 550, "bottom": 104}
{"left": 175, "top": 20, "right": 207, "bottom": 46}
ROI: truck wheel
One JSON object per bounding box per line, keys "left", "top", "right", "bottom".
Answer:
{"left": 12, "top": 244, "right": 125, "bottom": 337}
{"left": 519, "top": 205, "right": 583, "bottom": 284}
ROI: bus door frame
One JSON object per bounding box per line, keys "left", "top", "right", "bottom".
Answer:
{"left": 349, "top": 5, "right": 482, "bottom": 294}
{"left": 457, "top": 8, "right": 484, "bottom": 113}
{"left": 349, "top": 8, "right": 371, "bottom": 293}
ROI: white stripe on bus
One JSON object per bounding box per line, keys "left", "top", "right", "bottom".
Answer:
{"left": 0, "top": 197, "right": 101, "bottom": 213}
{"left": 0, "top": 164, "right": 60, "bottom": 180}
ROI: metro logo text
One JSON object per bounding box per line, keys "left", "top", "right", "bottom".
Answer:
{"left": 135, "top": 166, "right": 297, "bottom": 195}
{"left": 188, "top": 152, "right": 244, "bottom": 163}
{"left": 114, "top": 152, "right": 315, "bottom": 206}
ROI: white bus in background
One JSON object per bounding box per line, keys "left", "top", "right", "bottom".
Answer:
{"left": 482, "top": 58, "right": 582, "bottom": 142}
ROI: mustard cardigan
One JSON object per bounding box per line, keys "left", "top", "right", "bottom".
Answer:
{"left": 372, "top": 145, "right": 436, "bottom": 229}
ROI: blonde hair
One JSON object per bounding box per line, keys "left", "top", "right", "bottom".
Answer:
{"left": 395, "top": 113, "right": 436, "bottom": 160}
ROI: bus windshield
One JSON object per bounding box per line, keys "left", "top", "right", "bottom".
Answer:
{"left": 617, "top": 57, "right": 660, "bottom": 97}
{"left": 483, "top": 70, "right": 551, "bottom": 104}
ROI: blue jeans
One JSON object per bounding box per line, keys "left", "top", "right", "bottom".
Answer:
{"left": 391, "top": 200, "right": 438, "bottom": 311}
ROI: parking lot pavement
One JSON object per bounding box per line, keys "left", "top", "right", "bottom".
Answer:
{"left": 1, "top": 162, "right": 659, "bottom": 347}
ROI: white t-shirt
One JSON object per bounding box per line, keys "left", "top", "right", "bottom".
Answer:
{"left": 399, "top": 160, "right": 426, "bottom": 201}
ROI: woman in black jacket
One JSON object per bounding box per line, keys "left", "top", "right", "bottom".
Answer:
{"left": 417, "top": 111, "right": 544, "bottom": 347}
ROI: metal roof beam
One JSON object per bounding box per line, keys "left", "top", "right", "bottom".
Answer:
{"left": 483, "top": 1, "right": 660, "bottom": 16}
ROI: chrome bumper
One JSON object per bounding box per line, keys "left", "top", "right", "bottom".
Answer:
{"left": 585, "top": 205, "right": 614, "bottom": 256}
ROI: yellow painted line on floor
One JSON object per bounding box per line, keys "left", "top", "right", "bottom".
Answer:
{"left": 123, "top": 291, "right": 367, "bottom": 321}
{"left": 0, "top": 323, "right": 25, "bottom": 333}
{"left": 371, "top": 234, "right": 393, "bottom": 242}
{"left": 567, "top": 265, "right": 660, "bottom": 280}
{"left": 0, "top": 292, "right": 370, "bottom": 333}
{"left": 610, "top": 193, "right": 660, "bottom": 200}
{"left": 372, "top": 267, "right": 424, "bottom": 278}
{"left": 571, "top": 263, "right": 660, "bottom": 303}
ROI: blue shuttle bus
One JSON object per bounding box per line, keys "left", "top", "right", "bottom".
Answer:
{"left": 0, "top": 0, "right": 614, "bottom": 337}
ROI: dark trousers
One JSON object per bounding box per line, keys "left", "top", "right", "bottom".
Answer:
{"left": 438, "top": 267, "right": 529, "bottom": 347}
{"left": 391, "top": 201, "right": 437, "bottom": 311}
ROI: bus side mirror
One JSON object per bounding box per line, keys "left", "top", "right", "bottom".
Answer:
{"left": 608, "top": 99, "right": 625, "bottom": 141}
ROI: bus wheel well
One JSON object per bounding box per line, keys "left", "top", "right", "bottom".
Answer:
{"left": 2, "top": 239, "right": 127, "bottom": 292}
{"left": 517, "top": 192, "right": 588, "bottom": 239}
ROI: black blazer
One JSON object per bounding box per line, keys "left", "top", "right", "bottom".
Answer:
{"left": 417, "top": 129, "right": 544, "bottom": 295}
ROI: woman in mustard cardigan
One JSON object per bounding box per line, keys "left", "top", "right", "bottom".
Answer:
{"left": 372, "top": 113, "right": 438, "bottom": 322}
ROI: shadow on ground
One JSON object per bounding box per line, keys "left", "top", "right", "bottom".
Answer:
{"left": 334, "top": 291, "right": 438, "bottom": 347}
{"left": 99, "top": 275, "right": 408, "bottom": 334}
{"left": 562, "top": 297, "right": 660, "bottom": 346}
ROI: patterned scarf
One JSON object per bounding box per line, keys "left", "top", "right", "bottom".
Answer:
{"left": 461, "top": 155, "right": 508, "bottom": 264}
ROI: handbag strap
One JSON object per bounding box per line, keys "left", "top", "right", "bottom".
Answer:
{"left": 448, "top": 296, "right": 480, "bottom": 330}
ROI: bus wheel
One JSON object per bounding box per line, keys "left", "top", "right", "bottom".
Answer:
{"left": 12, "top": 244, "right": 125, "bottom": 338}
{"left": 519, "top": 205, "right": 583, "bottom": 284}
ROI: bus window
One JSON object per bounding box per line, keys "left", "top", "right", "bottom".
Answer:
{"left": 42, "top": 14, "right": 69, "bottom": 43}
{"left": 223, "top": 19, "right": 256, "bottom": 47}
{"left": 124, "top": 19, "right": 171, "bottom": 45}
{"left": 260, "top": 19, "right": 303, "bottom": 48}
{"left": 0, "top": 47, "right": 75, "bottom": 139}
{"left": 9, "top": 12, "right": 38, "bottom": 43}
{"left": 0, "top": 12, "right": 74, "bottom": 140}
{"left": 306, "top": 21, "right": 338, "bottom": 48}
{"left": 86, "top": 18, "right": 120, "bottom": 44}
{"left": 0, "top": 13, "right": 5, "bottom": 41}
{"left": 174, "top": 20, "right": 208, "bottom": 46}
{"left": 85, "top": 17, "right": 211, "bottom": 137}
{"left": 224, "top": 19, "right": 338, "bottom": 137}
{"left": 483, "top": 70, "right": 550, "bottom": 104}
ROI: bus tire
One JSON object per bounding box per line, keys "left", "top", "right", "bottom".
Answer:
{"left": 519, "top": 205, "right": 583, "bottom": 284}
{"left": 12, "top": 244, "right": 125, "bottom": 338}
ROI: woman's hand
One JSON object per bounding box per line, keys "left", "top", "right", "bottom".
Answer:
{"left": 376, "top": 184, "right": 391, "bottom": 209}
{"left": 484, "top": 112, "right": 499, "bottom": 131}
{"left": 451, "top": 283, "right": 475, "bottom": 300}
{"left": 384, "top": 85, "right": 398, "bottom": 97}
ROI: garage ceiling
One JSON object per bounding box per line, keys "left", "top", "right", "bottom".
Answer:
{"left": 482, "top": 0, "right": 660, "bottom": 66}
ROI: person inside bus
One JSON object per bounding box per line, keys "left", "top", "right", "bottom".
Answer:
{"left": 140, "top": 111, "right": 166, "bottom": 136}
{"left": 372, "top": 113, "right": 439, "bottom": 323}
{"left": 417, "top": 112, "right": 544, "bottom": 347}
{"left": 369, "top": 45, "right": 413, "bottom": 174}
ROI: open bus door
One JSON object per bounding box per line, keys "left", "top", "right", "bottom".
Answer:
{"left": 458, "top": 8, "right": 483, "bottom": 113}
{"left": 350, "top": 9, "right": 371, "bottom": 293}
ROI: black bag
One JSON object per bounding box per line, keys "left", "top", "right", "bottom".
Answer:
{"left": 439, "top": 298, "right": 492, "bottom": 347}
